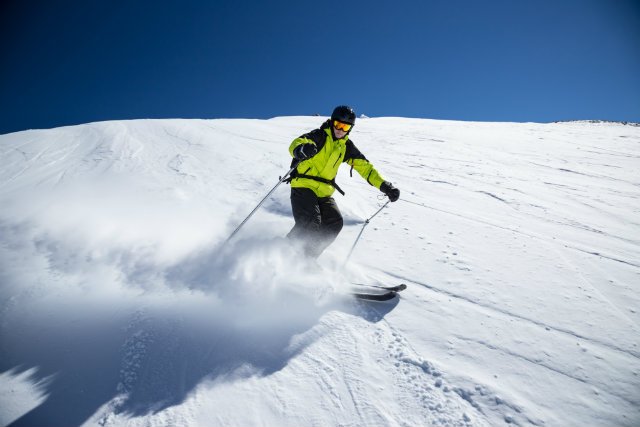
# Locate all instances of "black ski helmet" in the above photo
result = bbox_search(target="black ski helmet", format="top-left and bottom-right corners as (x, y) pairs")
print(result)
(331, 105), (356, 125)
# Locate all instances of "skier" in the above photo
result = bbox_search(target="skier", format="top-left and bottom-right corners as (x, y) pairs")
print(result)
(287, 105), (400, 259)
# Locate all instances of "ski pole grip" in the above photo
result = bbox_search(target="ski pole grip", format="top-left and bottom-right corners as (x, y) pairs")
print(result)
(282, 160), (300, 180)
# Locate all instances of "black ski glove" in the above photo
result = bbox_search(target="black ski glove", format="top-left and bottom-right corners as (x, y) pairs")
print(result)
(380, 181), (400, 202)
(293, 143), (318, 160)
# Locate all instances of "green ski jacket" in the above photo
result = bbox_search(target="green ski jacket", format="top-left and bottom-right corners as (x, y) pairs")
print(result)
(288, 120), (385, 198)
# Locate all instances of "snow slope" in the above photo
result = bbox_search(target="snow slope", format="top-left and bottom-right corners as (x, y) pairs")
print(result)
(0, 117), (639, 427)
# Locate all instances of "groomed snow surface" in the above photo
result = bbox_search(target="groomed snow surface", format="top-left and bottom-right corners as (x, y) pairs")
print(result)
(0, 117), (638, 427)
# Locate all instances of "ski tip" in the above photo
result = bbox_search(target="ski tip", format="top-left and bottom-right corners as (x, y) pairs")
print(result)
(352, 291), (398, 302)
(351, 283), (407, 292)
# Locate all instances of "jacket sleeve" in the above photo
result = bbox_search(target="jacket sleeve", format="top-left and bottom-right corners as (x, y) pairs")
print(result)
(289, 128), (326, 157)
(344, 140), (386, 189)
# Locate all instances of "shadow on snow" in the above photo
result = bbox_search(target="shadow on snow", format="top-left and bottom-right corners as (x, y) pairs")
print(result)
(0, 223), (398, 426)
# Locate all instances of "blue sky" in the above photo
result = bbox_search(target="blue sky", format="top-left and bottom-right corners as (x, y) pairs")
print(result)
(1, 0), (639, 134)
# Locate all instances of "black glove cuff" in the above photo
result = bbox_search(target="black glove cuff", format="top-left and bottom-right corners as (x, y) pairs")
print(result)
(380, 181), (394, 193)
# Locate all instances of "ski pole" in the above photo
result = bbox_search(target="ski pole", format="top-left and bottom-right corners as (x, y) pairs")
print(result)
(224, 163), (298, 245)
(343, 200), (390, 266)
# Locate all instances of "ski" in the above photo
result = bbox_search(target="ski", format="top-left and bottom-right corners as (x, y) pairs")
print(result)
(352, 283), (407, 293)
(351, 290), (398, 301)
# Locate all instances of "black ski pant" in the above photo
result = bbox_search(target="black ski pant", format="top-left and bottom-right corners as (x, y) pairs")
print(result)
(287, 187), (344, 259)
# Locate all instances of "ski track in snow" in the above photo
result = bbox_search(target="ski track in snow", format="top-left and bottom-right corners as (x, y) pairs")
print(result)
(381, 266), (639, 361)
(1, 118), (639, 427)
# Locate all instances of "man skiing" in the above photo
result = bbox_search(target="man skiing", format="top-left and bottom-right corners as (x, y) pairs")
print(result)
(287, 105), (400, 259)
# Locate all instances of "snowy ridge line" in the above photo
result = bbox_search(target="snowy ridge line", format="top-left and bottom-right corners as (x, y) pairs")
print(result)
(398, 197), (640, 269)
(552, 119), (640, 127)
(453, 334), (640, 408)
(379, 270), (640, 361)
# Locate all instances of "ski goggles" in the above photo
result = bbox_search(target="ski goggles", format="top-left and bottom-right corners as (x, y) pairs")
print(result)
(333, 120), (353, 132)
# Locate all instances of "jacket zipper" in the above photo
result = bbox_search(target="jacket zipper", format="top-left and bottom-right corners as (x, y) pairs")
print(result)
(332, 148), (344, 168)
